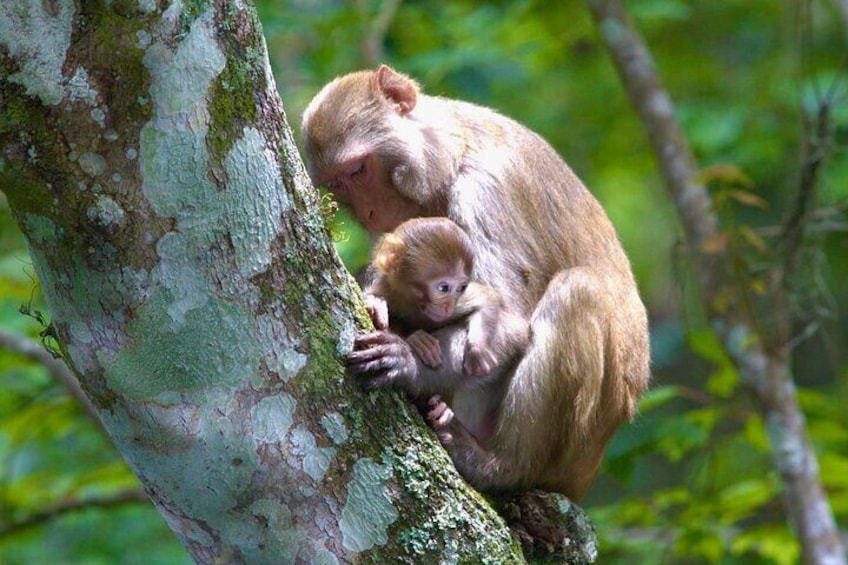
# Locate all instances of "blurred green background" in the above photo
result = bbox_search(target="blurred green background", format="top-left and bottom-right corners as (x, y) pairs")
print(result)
(1, 1), (846, 563)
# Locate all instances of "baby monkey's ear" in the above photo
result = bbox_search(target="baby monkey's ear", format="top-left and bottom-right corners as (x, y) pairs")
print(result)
(374, 233), (406, 275)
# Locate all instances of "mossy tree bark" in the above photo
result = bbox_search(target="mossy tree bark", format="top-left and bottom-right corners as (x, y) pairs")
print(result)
(0, 1), (549, 562)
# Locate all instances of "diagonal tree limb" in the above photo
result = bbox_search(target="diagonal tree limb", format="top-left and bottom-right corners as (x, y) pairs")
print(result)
(586, 1), (846, 563)
(0, 328), (101, 425)
(0, 489), (148, 538)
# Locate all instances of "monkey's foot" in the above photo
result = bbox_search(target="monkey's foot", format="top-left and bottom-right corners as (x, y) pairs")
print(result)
(462, 342), (497, 377)
(425, 396), (455, 443)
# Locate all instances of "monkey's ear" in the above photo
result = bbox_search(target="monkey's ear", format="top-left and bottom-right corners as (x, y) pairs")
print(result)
(375, 65), (418, 116)
(375, 233), (406, 274)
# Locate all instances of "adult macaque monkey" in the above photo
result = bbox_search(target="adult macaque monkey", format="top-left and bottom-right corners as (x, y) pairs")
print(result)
(301, 65), (650, 500)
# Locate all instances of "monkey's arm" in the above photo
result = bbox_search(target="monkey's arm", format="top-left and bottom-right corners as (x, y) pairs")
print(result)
(461, 284), (505, 377)
(460, 284), (531, 377)
(348, 325), (472, 395)
(348, 285), (528, 392)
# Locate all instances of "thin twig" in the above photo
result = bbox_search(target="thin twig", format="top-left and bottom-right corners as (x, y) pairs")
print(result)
(0, 328), (101, 424)
(780, 92), (831, 293)
(357, 0), (402, 67)
(0, 490), (149, 537)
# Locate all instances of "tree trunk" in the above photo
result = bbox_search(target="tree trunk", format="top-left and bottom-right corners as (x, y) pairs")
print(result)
(0, 2), (599, 562)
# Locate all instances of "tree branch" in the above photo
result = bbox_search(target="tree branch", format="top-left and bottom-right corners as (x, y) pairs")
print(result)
(0, 489), (148, 538)
(586, 2), (846, 563)
(0, 328), (100, 424)
(357, 0), (402, 67)
(832, 0), (848, 33)
(775, 97), (832, 346)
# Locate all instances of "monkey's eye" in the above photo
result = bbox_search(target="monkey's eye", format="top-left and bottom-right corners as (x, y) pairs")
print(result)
(350, 161), (365, 177)
(325, 180), (348, 197)
(458, 283), (468, 294)
(435, 282), (451, 294)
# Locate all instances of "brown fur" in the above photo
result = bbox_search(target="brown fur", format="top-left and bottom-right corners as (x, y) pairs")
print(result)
(368, 218), (529, 393)
(302, 66), (650, 501)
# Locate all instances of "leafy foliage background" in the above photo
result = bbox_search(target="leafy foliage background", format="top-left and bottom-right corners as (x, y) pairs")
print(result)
(0, 0), (845, 562)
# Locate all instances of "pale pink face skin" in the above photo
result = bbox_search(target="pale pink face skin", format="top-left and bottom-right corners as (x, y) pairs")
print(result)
(319, 153), (422, 233)
(413, 273), (470, 323)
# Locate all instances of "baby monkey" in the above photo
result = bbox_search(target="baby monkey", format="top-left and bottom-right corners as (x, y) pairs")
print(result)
(366, 218), (528, 380)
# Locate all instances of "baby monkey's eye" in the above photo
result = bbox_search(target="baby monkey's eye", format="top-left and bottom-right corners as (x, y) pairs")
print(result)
(458, 284), (468, 294)
(435, 282), (451, 294)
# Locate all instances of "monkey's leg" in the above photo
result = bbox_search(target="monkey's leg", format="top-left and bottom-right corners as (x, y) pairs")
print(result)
(426, 396), (508, 490)
(510, 266), (634, 498)
(440, 268), (624, 499)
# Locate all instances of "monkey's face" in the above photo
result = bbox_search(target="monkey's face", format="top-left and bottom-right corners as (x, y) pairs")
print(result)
(302, 73), (423, 233)
(313, 152), (423, 233)
(414, 274), (469, 323)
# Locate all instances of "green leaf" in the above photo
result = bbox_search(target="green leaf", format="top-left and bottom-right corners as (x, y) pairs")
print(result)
(820, 452), (848, 488)
(637, 385), (681, 412)
(697, 163), (755, 188)
(705, 366), (738, 397)
(718, 477), (778, 524)
(742, 414), (770, 452)
(687, 329), (731, 364)
(730, 524), (800, 565)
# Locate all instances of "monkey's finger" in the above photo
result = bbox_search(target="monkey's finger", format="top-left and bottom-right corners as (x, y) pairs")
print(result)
(462, 354), (483, 377)
(427, 405), (445, 422)
(427, 399), (453, 424)
(420, 335), (443, 367)
(428, 404), (454, 429)
(347, 345), (386, 363)
(349, 358), (399, 388)
(410, 345), (441, 368)
(350, 335), (401, 358)
(366, 307), (389, 330)
(366, 306), (389, 330)
(364, 295), (389, 330)
(354, 331), (400, 349)
(464, 352), (496, 377)
(435, 410), (454, 427)
(348, 342), (417, 391)
(407, 332), (442, 368)
(347, 350), (397, 374)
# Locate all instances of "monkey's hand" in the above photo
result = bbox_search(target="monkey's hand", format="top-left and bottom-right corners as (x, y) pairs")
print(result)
(364, 293), (389, 330)
(407, 330), (443, 369)
(348, 331), (418, 391)
(426, 395), (455, 444)
(462, 342), (497, 377)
